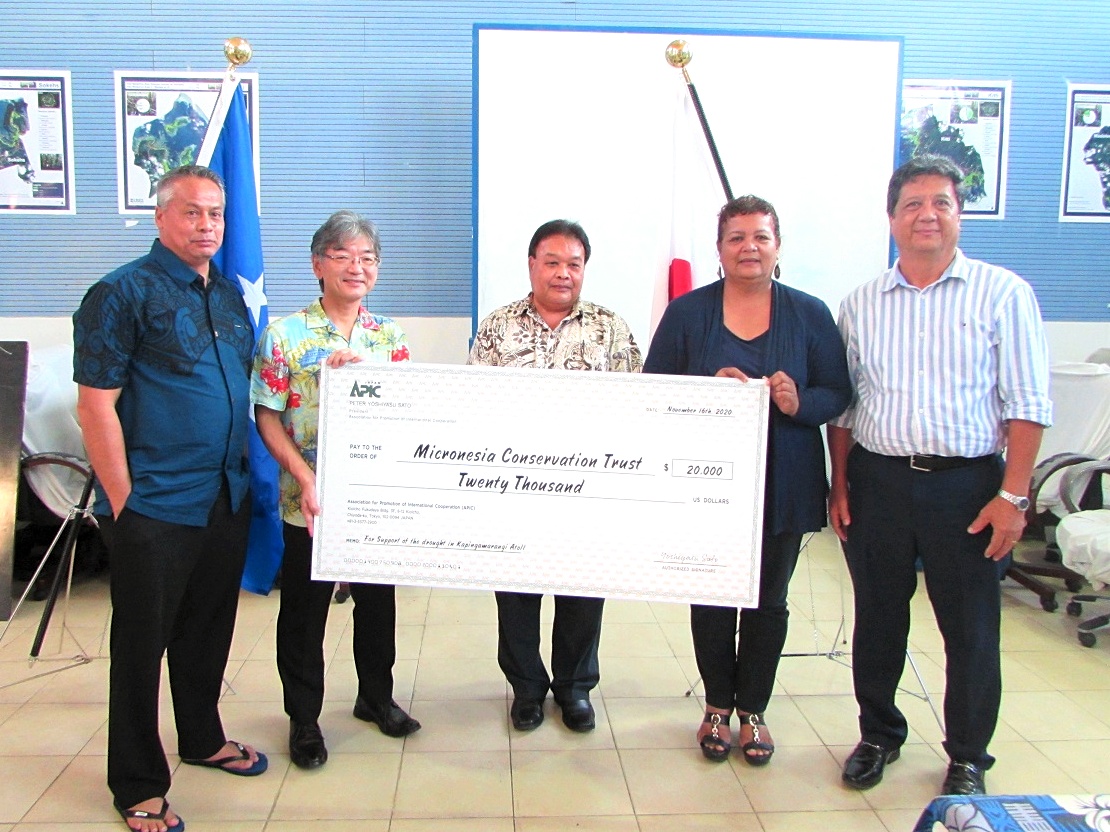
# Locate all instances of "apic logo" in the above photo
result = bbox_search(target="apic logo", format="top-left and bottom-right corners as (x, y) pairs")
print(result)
(349, 381), (382, 398)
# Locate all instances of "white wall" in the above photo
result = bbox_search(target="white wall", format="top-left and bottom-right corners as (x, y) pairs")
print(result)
(1040, 322), (1110, 365)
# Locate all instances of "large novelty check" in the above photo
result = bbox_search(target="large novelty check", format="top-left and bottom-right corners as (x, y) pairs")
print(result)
(313, 364), (769, 607)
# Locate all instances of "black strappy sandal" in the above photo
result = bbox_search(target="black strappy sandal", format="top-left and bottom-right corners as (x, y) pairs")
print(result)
(738, 711), (774, 766)
(698, 710), (732, 762)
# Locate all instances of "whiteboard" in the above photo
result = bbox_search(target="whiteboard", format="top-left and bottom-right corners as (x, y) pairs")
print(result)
(475, 26), (902, 344)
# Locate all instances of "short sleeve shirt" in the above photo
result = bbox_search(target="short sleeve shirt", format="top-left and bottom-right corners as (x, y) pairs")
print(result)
(72, 239), (254, 525)
(467, 295), (642, 372)
(251, 298), (410, 525)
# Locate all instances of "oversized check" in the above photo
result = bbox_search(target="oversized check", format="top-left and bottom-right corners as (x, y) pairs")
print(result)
(313, 363), (769, 607)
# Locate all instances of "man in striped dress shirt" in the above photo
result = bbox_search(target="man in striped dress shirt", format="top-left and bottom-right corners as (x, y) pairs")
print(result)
(828, 155), (1052, 797)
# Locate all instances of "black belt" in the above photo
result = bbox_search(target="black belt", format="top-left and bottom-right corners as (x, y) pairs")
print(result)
(881, 452), (996, 472)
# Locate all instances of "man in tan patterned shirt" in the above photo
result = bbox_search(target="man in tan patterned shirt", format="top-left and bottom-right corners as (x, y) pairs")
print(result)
(468, 219), (642, 733)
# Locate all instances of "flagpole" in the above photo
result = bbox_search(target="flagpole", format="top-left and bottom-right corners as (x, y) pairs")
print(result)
(666, 40), (733, 201)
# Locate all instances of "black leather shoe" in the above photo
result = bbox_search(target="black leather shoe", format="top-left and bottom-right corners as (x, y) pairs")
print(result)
(557, 698), (596, 732)
(353, 697), (421, 738)
(289, 720), (328, 769)
(842, 741), (900, 790)
(510, 697), (545, 731)
(942, 760), (986, 795)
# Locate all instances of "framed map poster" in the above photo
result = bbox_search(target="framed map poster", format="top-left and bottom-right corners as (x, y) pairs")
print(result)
(113, 71), (258, 214)
(0, 70), (75, 213)
(1060, 83), (1110, 222)
(901, 80), (1011, 219)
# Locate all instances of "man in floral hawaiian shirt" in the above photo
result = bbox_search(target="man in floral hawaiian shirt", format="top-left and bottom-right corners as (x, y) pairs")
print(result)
(251, 210), (419, 770)
(468, 219), (642, 734)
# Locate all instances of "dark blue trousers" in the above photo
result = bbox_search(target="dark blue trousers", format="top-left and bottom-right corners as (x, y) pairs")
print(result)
(843, 446), (1007, 768)
(691, 529), (804, 714)
(98, 484), (249, 809)
(495, 591), (604, 702)
(278, 523), (397, 723)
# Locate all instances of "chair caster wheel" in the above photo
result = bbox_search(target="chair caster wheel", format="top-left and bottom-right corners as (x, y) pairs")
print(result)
(1040, 596), (1058, 613)
(1078, 631), (1097, 648)
(1067, 601), (1082, 617)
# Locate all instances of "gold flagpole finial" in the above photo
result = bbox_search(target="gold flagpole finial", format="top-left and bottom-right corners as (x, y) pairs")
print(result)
(665, 39), (693, 84)
(224, 37), (253, 73)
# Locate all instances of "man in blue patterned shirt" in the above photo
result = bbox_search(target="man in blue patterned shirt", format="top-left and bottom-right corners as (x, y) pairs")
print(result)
(73, 165), (266, 832)
(828, 156), (1052, 797)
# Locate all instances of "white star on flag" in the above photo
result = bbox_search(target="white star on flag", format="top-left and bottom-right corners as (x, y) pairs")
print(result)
(238, 272), (268, 328)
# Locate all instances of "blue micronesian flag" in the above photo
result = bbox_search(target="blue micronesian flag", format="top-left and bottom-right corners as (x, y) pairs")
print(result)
(203, 81), (284, 594)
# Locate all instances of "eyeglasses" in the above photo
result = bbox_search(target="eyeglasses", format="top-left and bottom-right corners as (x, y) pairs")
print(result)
(321, 253), (380, 268)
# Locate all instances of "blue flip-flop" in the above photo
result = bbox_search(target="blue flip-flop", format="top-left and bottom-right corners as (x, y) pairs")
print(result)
(181, 740), (268, 776)
(114, 797), (185, 831)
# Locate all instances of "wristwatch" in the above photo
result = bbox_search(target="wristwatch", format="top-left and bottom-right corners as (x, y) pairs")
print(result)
(997, 489), (1031, 512)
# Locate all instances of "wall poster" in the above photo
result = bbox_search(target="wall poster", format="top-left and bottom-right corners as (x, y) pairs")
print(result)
(113, 71), (258, 214)
(0, 70), (75, 213)
(1060, 83), (1110, 222)
(901, 80), (1011, 218)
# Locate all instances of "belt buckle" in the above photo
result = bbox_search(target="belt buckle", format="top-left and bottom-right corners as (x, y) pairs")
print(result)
(909, 454), (931, 472)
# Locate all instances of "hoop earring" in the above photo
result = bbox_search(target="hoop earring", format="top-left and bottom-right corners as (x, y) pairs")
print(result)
(773, 263), (781, 280)
(717, 264), (724, 281)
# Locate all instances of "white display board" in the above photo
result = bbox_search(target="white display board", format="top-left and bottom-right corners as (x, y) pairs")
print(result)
(475, 26), (902, 343)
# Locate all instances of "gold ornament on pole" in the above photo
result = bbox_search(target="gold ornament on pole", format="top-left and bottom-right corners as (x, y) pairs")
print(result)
(663, 37), (733, 200)
(224, 37), (253, 72)
(664, 39), (692, 84)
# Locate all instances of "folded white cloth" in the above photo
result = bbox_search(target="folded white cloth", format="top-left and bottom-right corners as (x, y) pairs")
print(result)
(22, 342), (88, 519)
(1036, 363), (1110, 516)
(1059, 509), (1110, 589)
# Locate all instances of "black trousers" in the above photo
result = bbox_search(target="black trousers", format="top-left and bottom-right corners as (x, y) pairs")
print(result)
(495, 591), (604, 701)
(277, 523), (397, 723)
(98, 485), (249, 809)
(691, 529), (804, 714)
(843, 446), (1007, 768)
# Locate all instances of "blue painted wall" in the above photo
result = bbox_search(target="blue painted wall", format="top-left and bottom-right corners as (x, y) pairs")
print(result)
(1, 0), (1107, 321)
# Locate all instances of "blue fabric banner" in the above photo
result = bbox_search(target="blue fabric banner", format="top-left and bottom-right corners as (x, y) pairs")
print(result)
(205, 82), (284, 594)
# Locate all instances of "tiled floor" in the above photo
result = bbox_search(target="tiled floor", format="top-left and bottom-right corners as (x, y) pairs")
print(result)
(1, 529), (1108, 831)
